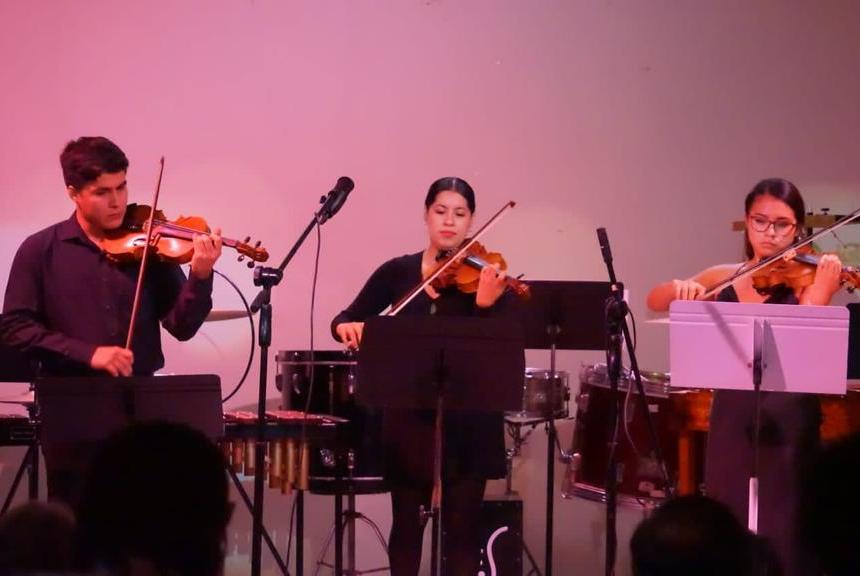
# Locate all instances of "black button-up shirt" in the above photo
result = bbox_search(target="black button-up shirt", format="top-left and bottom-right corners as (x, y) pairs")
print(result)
(0, 214), (213, 376)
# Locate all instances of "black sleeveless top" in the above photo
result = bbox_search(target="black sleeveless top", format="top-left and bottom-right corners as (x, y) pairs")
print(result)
(708, 273), (818, 576)
(716, 282), (799, 305)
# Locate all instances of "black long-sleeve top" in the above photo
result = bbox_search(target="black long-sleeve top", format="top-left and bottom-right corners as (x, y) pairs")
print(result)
(331, 251), (496, 334)
(0, 213), (213, 376)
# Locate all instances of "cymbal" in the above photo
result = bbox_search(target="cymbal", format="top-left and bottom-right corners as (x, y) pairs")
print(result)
(0, 390), (35, 406)
(205, 309), (248, 322)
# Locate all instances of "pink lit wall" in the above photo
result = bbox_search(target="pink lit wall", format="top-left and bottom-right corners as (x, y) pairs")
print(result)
(2, 1), (859, 574)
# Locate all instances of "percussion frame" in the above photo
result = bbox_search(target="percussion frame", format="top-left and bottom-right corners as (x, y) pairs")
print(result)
(226, 463), (294, 576)
(0, 420), (39, 514)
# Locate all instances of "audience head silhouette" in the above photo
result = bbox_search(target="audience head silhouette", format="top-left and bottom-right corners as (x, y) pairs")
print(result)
(75, 420), (232, 576)
(631, 495), (756, 576)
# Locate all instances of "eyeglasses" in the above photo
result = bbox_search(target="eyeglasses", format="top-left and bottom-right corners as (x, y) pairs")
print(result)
(748, 215), (797, 235)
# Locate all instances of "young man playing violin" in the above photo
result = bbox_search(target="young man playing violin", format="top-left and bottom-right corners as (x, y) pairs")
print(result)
(0, 136), (222, 377)
(647, 178), (842, 576)
(0, 137), (223, 504)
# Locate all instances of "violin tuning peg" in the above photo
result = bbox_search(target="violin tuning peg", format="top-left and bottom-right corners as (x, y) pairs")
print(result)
(254, 240), (261, 248)
(243, 236), (251, 244)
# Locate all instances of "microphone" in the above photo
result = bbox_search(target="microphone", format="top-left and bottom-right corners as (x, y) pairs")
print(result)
(317, 176), (354, 224)
(596, 227), (612, 265)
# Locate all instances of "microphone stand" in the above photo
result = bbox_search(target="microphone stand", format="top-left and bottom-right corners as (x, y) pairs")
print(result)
(247, 181), (353, 576)
(595, 228), (672, 576)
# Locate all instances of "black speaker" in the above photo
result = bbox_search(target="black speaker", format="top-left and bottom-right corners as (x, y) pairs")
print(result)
(477, 495), (523, 576)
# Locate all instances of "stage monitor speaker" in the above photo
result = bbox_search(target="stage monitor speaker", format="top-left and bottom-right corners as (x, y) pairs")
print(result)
(476, 495), (523, 576)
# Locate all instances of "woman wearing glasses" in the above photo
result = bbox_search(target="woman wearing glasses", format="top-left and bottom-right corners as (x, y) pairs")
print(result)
(647, 178), (842, 576)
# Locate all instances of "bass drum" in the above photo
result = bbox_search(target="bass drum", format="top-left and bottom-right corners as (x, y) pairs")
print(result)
(275, 350), (386, 494)
(562, 363), (711, 507)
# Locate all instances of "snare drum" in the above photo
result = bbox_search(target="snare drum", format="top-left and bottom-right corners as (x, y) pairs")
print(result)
(275, 350), (385, 494)
(563, 363), (710, 507)
(506, 368), (570, 421)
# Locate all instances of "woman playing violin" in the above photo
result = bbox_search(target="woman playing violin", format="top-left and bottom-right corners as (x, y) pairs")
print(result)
(331, 177), (511, 576)
(647, 178), (842, 575)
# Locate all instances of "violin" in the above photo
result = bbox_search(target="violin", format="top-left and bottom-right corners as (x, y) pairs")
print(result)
(103, 203), (269, 266)
(750, 245), (859, 294)
(431, 240), (531, 299)
(388, 201), (529, 315)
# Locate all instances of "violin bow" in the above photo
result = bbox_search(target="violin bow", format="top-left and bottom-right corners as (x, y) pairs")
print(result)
(701, 205), (860, 299)
(125, 156), (166, 349)
(387, 200), (517, 316)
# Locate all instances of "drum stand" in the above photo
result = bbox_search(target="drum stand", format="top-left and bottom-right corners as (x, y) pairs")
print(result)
(0, 403), (40, 514)
(313, 451), (389, 576)
(503, 423), (544, 576)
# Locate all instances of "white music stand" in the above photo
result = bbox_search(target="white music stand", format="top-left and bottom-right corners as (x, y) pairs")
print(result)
(668, 300), (849, 532)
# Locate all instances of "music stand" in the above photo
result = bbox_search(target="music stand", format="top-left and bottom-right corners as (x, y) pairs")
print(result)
(669, 300), (849, 531)
(357, 315), (524, 576)
(518, 280), (610, 576)
(35, 375), (223, 506)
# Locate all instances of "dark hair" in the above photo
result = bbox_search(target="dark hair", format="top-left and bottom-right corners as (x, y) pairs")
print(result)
(424, 176), (476, 213)
(75, 421), (231, 576)
(631, 495), (756, 576)
(60, 136), (129, 189)
(743, 178), (805, 259)
(0, 501), (76, 573)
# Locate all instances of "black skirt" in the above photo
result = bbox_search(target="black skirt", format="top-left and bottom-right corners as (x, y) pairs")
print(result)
(705, 390), (820, 575)
(382, 408), (506, 485)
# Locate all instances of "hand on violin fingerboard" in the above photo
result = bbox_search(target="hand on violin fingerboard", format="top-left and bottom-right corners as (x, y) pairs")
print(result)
(90, 346), (134, 377)
(190, 228), (223, 279)
(475, 265), (508, 308)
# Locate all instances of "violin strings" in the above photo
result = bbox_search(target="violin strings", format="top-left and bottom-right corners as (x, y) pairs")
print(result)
(151, 218), (238, 247)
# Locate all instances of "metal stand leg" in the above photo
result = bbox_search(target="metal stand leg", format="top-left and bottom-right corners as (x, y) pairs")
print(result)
(313, 496), (389, 575)
(27, 442), (39, 500)
(1, 444), (36, 515)
(503, 420), (544, 576)
(226, 464), (290, 576)
(545, 421), (555, 576)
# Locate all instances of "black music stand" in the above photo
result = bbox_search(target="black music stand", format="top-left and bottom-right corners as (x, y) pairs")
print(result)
(35, 375), (223, 506)
(357, 315), (524, 576)
(518, 280), (610, 576)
